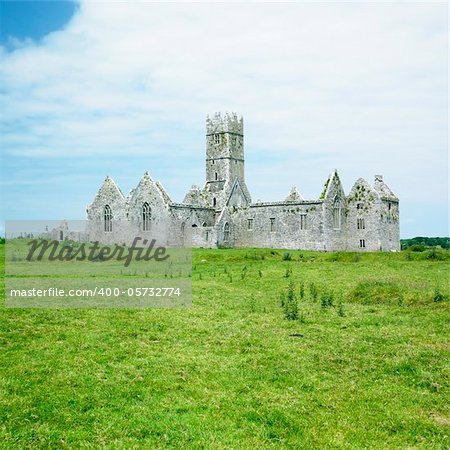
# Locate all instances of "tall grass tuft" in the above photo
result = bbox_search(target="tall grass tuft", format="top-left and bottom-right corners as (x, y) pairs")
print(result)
(281, 280), (299, 320)
(433, 286), (446, 302)
(321, 289), (334, 309)
(282, 252), (292, 261)
(309, 282), (318, 302)
(299, 282), (305, 299)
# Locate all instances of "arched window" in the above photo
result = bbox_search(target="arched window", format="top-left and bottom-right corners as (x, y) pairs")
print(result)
(104, 205), (112, 232)
(332, 197), (341, 230)
(142, 202), (151, 231)
(202, 222), (207, 227)
(223, 222), (230, 241)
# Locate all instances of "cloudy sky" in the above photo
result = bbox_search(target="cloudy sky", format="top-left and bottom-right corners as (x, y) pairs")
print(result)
(0, 1), (447, 238)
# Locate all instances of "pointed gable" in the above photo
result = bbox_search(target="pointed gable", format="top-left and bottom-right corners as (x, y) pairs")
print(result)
(320, 170), (345, 202)
(97, 176), (125, 201)
(373, 175), (398, 201)
(348, 177), (375, 198)
(347, 177), (378, 207)
(129, 171), (171, 208)
(86, 176), (128, 220)
(183, 184), (208, 207)
(285, 187), (304, 202)
(226, 178), (251, 208)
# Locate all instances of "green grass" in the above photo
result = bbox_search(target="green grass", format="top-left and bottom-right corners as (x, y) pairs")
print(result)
(0, 245), (449, 448)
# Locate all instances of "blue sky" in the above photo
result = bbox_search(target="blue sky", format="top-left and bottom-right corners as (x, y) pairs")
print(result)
(0, 1), (448, 238)
(0, 1), (77, 49)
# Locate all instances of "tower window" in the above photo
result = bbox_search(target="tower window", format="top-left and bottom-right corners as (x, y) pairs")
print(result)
(213, 197), (217, 207)
(142, 202), (151, 231)
(357, 218), (365, 230)
(247, 218), (253, 230)
(270, 218), (276, 232)
(300, 214), (307, 230)
(215, 172), (218, 180)
(214, 133), (220, 144)
(360, 239), (366, 248)
(104, 205), (112, 232)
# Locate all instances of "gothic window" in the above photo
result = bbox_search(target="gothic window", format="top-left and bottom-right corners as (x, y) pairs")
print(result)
(214, 133), (220, 144)
(247, 218), (253, 230)
(142, 202), (151, 231)
(300, 214), (307, 230)
(270, 218), (276, 232)
(360, 239), (366, 248)
(387, 202), (393, 223)
(104, 205), (112, 232)
(333, 197), (341, 230)
(223, 222), (230, 241)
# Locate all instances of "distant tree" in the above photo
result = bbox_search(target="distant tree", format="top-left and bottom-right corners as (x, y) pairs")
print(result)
(401, 237), (450, 250)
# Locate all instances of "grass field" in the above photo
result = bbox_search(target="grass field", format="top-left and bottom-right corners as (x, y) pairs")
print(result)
(0, 243), (449, 449)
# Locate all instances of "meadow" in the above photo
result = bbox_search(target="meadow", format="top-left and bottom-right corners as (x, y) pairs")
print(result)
(0, 243), (449, 449)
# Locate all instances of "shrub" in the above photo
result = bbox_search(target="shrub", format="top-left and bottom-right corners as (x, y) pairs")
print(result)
(282, 280), (299, 320)
(321, 289), (334, 309)
(282, 252), (292, 261)
(409, 244), (426, 252)
(433, 287), (447, 302)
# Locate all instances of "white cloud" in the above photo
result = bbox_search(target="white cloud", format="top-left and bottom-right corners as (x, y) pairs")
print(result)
(0, 1), (447, 217)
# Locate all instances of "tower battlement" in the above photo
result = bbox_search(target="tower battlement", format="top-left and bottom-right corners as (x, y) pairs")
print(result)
(206, 112), (243, 136)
